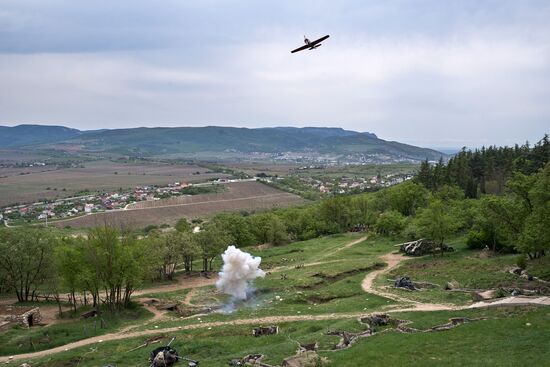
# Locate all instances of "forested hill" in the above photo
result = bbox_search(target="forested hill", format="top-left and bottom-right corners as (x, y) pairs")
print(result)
(0, 124), (82, 147)
(415, 135), (550, 197)
(0, 125), (444, 161)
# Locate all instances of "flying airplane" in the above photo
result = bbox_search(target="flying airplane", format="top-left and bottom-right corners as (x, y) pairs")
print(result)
(291, 35), (330, 53)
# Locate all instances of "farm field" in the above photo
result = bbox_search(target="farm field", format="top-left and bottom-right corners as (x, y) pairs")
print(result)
(224, 162), (419, 179)
(1, 234), (548, 366)
(0, 160), (227, 207)
(51, 181), (304, 229)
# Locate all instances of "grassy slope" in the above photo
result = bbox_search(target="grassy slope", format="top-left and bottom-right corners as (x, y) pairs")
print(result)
(4, 233), (549, 365)
(379, 238), (550, 304)
(25, 307), (550, 367)
(0, 304), (153, 356)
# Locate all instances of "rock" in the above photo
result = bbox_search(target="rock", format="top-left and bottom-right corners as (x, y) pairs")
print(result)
(472, 290), (496, 301)
(394, 277), (415, 290)
(361, 314), (390, 327)
(445, 280), (460, 290)
(511, 267), (523, 275)
(253, 326), (279, 337)
(511, 289), (522, 296)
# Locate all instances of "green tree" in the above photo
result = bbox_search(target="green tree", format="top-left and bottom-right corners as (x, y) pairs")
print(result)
(0, 228), (57, 302)
(150, 232), (182, 280)
(179, 232), (200, 273)
(318, 197), (353, 233)
(210, 213), (255, 247)
(55, 237), (85, 311)
(175, 218), (192, 233)
(516, 163), (550, 258)
(385, 181), (429, 216)
(196, 222), (233, 272)
(416, 199), (456, 247)
(79, 227), (150, 310)
(249, 213), (289, 245)
(375, 210), (405, 236)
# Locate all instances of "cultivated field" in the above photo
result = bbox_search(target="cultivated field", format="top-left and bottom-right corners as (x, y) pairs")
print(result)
(52, 181), (304, 229)
(225, 162), (419, 179)
(0, 160), (228, 207)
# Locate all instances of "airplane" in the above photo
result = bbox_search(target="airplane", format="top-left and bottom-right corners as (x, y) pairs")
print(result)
(291, 35), (330, 53)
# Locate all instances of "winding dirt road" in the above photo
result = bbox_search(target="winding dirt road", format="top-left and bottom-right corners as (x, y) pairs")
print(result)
(1, 238), (549, 364)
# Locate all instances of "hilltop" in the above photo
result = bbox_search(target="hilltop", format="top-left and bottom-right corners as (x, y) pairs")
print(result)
(0, 125), (445, 163)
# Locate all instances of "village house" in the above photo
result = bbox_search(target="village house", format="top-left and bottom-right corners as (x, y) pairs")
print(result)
(84, 203), (94, 213)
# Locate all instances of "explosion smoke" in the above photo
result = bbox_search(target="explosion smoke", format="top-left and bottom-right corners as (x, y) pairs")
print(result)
(216, 245), (266, 300)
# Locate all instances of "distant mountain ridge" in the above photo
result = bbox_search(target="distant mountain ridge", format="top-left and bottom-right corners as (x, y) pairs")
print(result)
(0, 124), (444, 161)
(0, 124), (83, 147)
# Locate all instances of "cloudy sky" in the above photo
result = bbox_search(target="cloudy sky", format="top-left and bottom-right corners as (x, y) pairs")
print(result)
(0, 0), (549, 148)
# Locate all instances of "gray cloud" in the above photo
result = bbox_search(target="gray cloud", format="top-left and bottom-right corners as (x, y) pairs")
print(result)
(0, 0), (549, 147)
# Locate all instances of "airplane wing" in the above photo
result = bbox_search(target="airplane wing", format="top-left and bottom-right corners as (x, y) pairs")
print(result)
(291, 44), (310, 53)
(309, 35), (330, 46)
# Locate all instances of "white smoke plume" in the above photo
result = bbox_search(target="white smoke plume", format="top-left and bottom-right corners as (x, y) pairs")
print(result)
(216, 245), (265, 300)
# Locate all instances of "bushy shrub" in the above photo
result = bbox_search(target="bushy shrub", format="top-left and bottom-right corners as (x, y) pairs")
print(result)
(516, 255), (527, 270)
(375, 210), (405, 236)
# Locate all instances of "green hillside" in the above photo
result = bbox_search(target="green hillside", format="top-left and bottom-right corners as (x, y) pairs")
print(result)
(0, 125), (445, 161)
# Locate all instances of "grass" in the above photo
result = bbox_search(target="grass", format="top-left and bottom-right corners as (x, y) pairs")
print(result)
(379, 237), (549, 305)
(0, 303), (153, 356)
(2, 232), (549, 366)
(25, 306), (550, 366)
(326, 307), (550, 367)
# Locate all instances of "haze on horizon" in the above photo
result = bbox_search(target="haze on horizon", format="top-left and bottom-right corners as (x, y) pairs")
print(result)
(0, 0), (549, 149)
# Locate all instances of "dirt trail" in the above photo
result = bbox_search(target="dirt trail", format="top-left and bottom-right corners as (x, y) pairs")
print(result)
(3, 239), (550, 363)
(361, 252), (403, 293)
(360, 252), (550, 312)
(135, 298), (167, 322)
(271, 259), (344, 273)
(361, 252), (420, 304)
(271, 236), (368, 273)
(133, 275), (217, 296)
(183, 288), (197, 306)
(361, 252), (467, 311)
(4, 294), (549, 364)
(323, 236), (368, 259)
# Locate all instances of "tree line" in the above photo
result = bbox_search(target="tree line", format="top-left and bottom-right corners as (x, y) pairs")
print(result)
(416, 135), (549, 197)
(0, 136), (547, 310)
(0, 221), (234, 311)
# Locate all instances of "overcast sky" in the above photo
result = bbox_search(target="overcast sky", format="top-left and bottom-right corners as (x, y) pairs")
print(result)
(0, 0), (549, 148)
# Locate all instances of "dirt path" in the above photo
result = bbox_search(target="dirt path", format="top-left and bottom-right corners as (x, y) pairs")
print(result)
(271, 236), (368, 273)
(360, 252), (550, 312)
(133, 275), (217, 297)
(3, 240), (549, 363)
(135, 298), (167, 322)
(360, 252), (419, 304)
(183, 288), (197, 306)
(4, 294), (549, 364)
(322, 235), (368, 259)
(360, 252), (467, 311)
(271, 259), (344, 273)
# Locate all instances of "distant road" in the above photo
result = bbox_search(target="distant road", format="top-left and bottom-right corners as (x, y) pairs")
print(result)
(50, 181), (303, 229)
